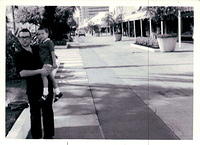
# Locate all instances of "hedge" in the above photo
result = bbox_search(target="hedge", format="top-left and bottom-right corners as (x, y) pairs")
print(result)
(135, 37), (159, 48)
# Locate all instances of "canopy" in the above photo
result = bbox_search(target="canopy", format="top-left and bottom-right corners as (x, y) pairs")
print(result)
(123, 11), (150, 21)
(88, 12), (109, 27)
(78, 22), (88, 29)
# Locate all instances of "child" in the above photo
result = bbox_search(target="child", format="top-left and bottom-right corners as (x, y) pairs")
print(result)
(37, 27), (63, 103)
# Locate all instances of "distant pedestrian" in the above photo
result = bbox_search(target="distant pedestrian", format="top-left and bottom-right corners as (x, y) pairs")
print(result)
(37, 27), (63, 103)
(15, 28), (55, 139)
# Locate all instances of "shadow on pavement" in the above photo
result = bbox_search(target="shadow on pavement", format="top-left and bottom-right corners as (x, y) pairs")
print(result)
(81, 63), (192, 70)
(26, 81), (192, 139)
(68, 44), (110, 49)
(53, 82), (192, 139)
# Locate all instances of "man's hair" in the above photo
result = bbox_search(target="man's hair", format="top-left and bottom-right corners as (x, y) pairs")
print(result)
(18, 28), (31, 37)
(38, 27), (49, 34)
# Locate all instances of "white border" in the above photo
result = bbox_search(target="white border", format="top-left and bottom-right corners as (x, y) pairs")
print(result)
(1, 0), (200, 145)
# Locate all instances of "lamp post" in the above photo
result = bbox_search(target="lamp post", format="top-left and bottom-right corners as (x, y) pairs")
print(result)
(11, 6), (16, 34)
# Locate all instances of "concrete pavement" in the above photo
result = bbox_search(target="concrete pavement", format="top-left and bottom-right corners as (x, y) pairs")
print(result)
(78, 35), (193, 139)
(53, 49), (103, 139)
(50, 35), (193, 139)
(25, 35), (193, 139)
(53, 48), (179, 139)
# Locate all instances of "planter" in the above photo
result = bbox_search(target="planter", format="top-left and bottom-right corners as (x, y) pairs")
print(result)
(157, 36), (177, 52)
(114, 33), (122, 41)
(95, 33), (100, 37)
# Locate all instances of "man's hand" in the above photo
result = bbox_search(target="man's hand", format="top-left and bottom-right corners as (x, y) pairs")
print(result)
(41, 64), (53, 76)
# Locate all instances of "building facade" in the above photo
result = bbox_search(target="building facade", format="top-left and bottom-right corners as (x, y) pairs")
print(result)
(79, 6), (109, 26)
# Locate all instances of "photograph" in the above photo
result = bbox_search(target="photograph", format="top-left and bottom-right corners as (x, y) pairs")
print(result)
(1, 0), (200, 145)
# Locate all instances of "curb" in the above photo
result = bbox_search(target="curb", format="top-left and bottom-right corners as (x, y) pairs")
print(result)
(130, 43), (160, 52)
(54, 44), (68, 49)
(6, 107), (30, 139)
(6, 61), (60, 139)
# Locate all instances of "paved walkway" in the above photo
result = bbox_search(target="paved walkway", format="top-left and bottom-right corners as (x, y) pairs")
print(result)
(53, 49), (103, 138)
(52, 46), (180, 139)
(26, 35), (193, 139)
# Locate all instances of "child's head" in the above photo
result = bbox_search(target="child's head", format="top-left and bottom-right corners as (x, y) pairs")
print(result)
(37, 27), (49, 42)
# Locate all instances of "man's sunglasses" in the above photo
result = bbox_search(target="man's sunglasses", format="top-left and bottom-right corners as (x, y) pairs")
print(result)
(18, 36), (31, 39)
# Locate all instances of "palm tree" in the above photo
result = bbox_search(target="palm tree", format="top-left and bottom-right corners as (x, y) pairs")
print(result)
(101, 12), (115, 35)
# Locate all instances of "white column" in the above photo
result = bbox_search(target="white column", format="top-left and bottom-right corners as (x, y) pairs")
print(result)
(140, 19), (143, 37)
(134, 20), (136, 39)
(178, 9), (181, 48)
(128, 21), (130, 37)
(113, 25), (115, 35)
(161, 20), (164, 35)
(149, 18), (152, 37)
(121, 22), (124, 36)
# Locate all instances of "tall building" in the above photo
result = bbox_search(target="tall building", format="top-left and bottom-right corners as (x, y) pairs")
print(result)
(79, 6), (109, 25)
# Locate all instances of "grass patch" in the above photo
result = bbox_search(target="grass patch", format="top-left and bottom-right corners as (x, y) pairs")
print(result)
(6, 101), (28, 136)
(6, 79), (28, 136)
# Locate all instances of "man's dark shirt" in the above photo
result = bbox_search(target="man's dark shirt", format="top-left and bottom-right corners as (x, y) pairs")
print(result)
(15, 45), (44, 96)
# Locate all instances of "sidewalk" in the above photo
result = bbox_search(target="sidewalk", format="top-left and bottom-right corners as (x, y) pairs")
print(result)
(53, 48), (179, 139)
(9, 35), (193, 139)
(51, 39), (193, 139)
(53, 49), (103, 138)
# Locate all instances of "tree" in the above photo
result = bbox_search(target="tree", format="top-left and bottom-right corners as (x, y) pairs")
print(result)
(102, 13), (115, 35)
(41, 6), (76, 40)
(40, 6), (57, 39)
(15, 6), (77, 40)
(15, 6), (44, 25)
(145, 6), (179, 34)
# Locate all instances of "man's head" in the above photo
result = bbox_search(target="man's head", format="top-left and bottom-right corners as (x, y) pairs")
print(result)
(18, 28), (32, 48)
(37, 27), (49, 42)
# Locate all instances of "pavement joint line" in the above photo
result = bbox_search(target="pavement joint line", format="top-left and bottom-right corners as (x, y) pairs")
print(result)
(81, 57), (106, 139)
(126, 84), (180, 139)
(87, 84), (105, 139)
(63, 64), (83, 67)
(58, 79), (88, 83)
(57, 48), (105, 138)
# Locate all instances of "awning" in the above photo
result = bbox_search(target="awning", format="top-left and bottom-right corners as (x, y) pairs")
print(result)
(78, 22), (88, 29)
(123, 11), (150, 21)
(88, 12), (109, 26)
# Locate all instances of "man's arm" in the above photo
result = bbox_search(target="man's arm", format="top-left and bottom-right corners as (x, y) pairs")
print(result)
(20, 66), (52, 77)
(19, 69), (43, 77)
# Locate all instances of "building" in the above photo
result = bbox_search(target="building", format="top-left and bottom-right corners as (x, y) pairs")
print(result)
(79, 6), (109, 26)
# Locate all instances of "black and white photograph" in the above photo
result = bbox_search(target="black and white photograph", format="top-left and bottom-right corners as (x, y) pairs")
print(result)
(1, 0), (200, 145)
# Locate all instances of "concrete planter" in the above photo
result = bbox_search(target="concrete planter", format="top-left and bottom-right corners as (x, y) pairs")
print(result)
(114, 33), (122, 41)
(95, 33), (100, 37)
(157, 37), (177, 52)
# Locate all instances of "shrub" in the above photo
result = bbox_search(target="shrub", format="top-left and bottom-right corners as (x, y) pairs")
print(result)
(135, 37), (159, 48)
(6, 31), (22, 80)
(53, 40), (67, 45)
(157, 33), (177, 38)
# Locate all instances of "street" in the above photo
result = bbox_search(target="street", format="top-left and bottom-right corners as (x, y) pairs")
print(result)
(53, 34), (193, 139)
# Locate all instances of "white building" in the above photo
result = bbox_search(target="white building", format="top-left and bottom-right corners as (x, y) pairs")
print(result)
(79, 6), (109, 27)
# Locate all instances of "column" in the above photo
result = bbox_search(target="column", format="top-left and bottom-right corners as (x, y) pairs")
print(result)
(134, 20), (136, 39)
(161, 20), (164, 35)
(121, 21), (124, 36)
(140, 19), (143, 37)
(149, 18), (152, 37)
(178, 9), (181, 48)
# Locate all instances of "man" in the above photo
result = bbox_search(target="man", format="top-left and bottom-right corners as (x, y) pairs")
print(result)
(15, 28), (55, 139)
